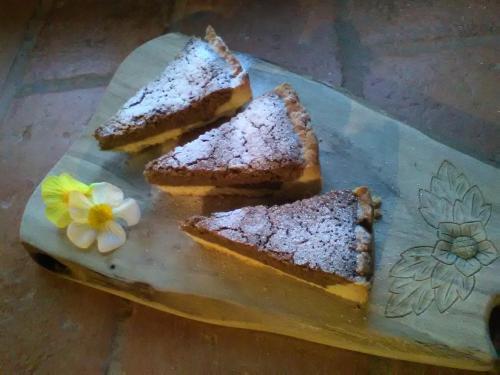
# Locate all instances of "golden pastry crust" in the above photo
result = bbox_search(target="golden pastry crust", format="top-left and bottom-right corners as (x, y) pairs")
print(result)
(353, 186), (374, 226)
(352, 186), (378, 284)
(274, 83), (321, 185)
(94, 26), (251, 151)
(182, 189), (377, 301)
(205, 25), (243, 77)
(144, 84), (322, 199)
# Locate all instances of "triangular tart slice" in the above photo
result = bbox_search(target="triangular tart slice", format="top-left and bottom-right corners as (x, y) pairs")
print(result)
(94, 26), (251, 152)
(144, 83), (321, 198)
(181, 188), (375, 303)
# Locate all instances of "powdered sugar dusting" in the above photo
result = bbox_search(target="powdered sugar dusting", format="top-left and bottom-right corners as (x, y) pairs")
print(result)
(194, 190), (364, 280)
(98, 39), (245, 136)
(149, 93), (304, 183)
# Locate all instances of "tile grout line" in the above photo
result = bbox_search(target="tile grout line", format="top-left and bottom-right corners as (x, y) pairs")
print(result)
(334, 0), (371, 98)
(2, 0), (179, 104)
(104, 302), (134, 375)
(160, 0), (178, 34)
(168, 0), (188, 32)
(373, 33), (500, 56)
(0, 0), (54, 123)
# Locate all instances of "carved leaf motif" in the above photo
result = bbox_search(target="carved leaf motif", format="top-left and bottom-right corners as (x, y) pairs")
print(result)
(476, 241), (499, 266)
(419, 190), (452, 228)
(454, 174), (472, 200)
(432, 161), (470, 202)
(431, 177), (451, 201)
(390, 246), (436, 280)
(452, 200), (465, 223)
(385, 279), (434, 318)
(461, 186), (491, 226)
(386, 160), (495, 318)
(401, 247), (434, 258)
(389, 277), (413, 294)
(431, 262), (475, 312)
(414, 286), (435, 315)
(457, 274), (475, 300)
(478, 205), (492, 227)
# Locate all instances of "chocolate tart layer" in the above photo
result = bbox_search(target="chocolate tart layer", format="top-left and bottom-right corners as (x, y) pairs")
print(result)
(182, 188), (375, 303)
(94, 26), (252, 152)
(144, 83), (321, 198)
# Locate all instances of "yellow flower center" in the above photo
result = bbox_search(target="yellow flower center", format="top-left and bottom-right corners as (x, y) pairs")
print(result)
(88, 204), (113, 229)
(451, 236), (478, 260)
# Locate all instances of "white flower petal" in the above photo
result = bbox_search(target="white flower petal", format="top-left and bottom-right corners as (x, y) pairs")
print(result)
(67, 222), (96, 249)
(97, 221), (126, 253)
(91, 182), (124, 206)
(113, 198), (140, 226)
(68, 191), (92, 223)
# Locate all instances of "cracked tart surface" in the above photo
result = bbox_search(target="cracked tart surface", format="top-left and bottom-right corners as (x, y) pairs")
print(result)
(144, 83), (321, 198)
(95, 26), (251, 152)
(181, 188), (375, 303)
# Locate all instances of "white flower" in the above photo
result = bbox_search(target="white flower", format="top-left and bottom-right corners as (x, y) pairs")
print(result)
(66, 182), (140, 253)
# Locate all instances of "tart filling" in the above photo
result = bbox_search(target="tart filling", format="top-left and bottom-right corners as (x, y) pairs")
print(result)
(182, 188), (376, 304)
(113, 86), (250, 153)
(157, 164), (321, 197)
(145, 83), (321, 199)
(94, 26), (251, 152)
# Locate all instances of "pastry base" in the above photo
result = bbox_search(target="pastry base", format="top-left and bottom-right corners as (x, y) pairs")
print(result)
(156, 164), (322, 197)
(158, 185), (277, 197)
(112, 84), (251, 153)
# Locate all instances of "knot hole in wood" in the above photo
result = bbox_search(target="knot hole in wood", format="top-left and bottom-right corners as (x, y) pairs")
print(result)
(31, 251), (71, 276)
(488, 299), (500, 372)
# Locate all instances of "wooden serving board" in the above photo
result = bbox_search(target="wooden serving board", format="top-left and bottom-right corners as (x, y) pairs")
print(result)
(20, 33), (500, 371)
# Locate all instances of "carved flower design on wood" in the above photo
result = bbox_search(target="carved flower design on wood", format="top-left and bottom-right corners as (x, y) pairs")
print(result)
(385, 161), (498, 318)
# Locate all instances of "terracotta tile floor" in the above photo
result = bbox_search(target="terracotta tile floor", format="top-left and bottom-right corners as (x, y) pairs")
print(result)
(1, 0), (498, 373)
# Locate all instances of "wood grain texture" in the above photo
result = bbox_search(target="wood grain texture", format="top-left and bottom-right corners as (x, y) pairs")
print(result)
(20, 33), (500, 371)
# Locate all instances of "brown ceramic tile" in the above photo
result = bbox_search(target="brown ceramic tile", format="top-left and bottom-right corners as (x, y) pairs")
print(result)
(0, 87), (131, 374)
(345, 0), (500, 46)
(116, 304), (474, 374)
(23, 0), (170, 83)
(0, 262), (127, 374)
(363, 45), (500, 164)
(118, 304), (362, 374)
(0, 87), (104, 201)
(173, 0), (342, 86)
(334, 0), (500, 165)
(0, 0), (38, 88)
